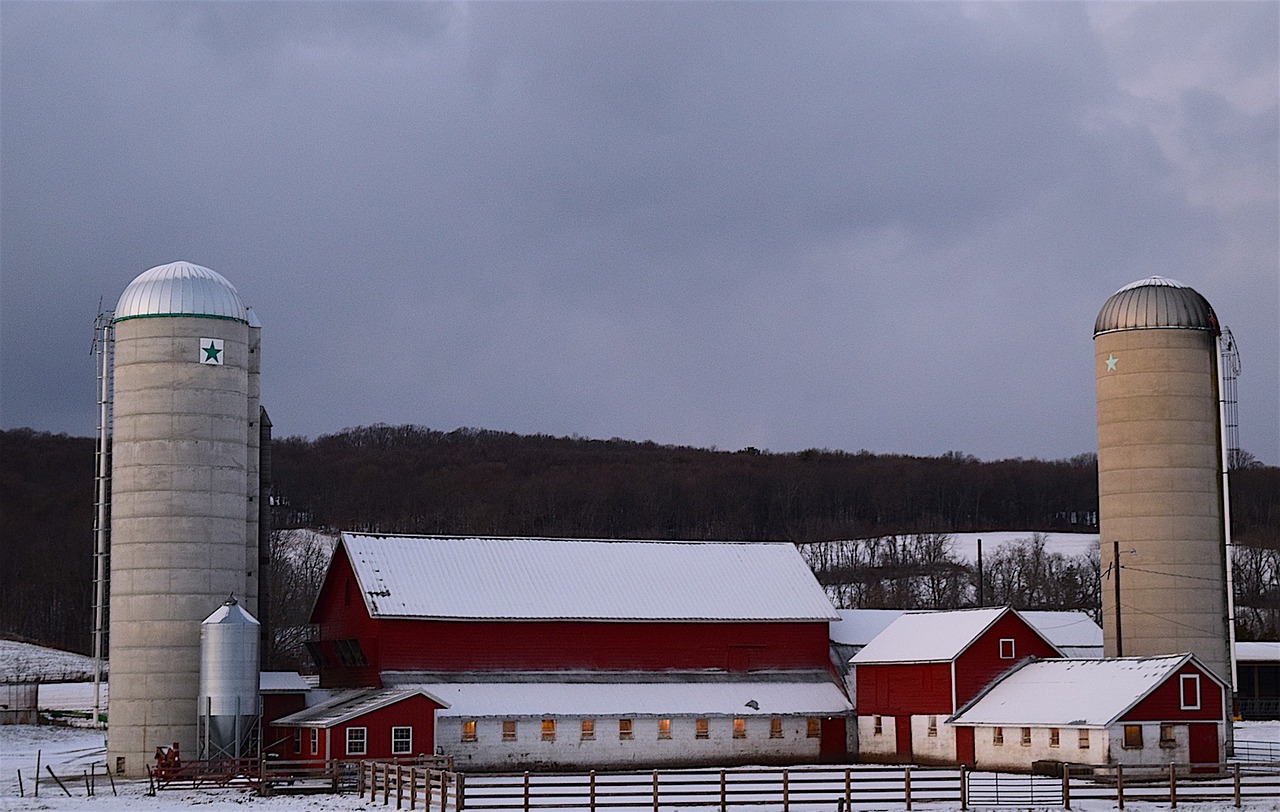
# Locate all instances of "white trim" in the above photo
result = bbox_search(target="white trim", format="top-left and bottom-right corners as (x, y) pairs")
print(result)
(1180, 674), (1202, 710)
(391, 726), (413, 755)
(346, 726), (367, 756)
(999, 638), (1016, 659)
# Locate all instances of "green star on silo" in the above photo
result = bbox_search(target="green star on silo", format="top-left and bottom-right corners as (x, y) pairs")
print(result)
(1105, 354), (1118, 372)
(203, 341), (222, 363)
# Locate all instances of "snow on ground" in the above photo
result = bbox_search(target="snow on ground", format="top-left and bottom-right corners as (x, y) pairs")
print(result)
(0, 641), (101, 683)
(946, 531), (1099, 563)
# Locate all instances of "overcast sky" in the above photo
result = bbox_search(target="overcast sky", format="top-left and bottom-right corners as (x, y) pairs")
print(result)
(2, 2), (1276, 463)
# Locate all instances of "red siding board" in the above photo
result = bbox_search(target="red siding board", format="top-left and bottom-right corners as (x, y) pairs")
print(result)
(855, 663), (952, 715)
(953, 613), (1060, 707)
(1121, 663), (1225, 723)
(286, 695), (442, 764)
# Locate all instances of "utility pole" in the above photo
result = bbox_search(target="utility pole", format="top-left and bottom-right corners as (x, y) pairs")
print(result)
(1113, 540), (1123, 657)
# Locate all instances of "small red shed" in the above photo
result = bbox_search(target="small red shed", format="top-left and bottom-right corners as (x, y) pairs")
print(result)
(270, 687), (447, 763)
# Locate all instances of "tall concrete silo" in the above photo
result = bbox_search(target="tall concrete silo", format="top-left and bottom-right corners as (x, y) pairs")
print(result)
(106, 261), (262, 776)
(1093, 275), (1232, 686)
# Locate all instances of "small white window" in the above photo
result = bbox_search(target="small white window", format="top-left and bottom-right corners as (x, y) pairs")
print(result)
(581, 719), (595, 741)
(1078, 729), (1090, 749)
(658, 718), (672, 739)
(502, 720), (517, 741)
(293, 727), (301, 753)
(1180, 674), (1201, 710)
(541, 719), (556, 741)
(462, 720), (477, 742)
(806, 717), (821, 739)
(346, 726), (367, 756)
(392, 726), (412, 755)
(733, 718), (746, 739)
(999, 638), (1016, 659)
(309, 727), (319, 755)
(769, 718), (783, 739)
(1020, 727), (1032, 747)
(993, 726), (1004, 746)
(696, 718), (710, 740)
(1049, 728), (1060, 748)
(927, 716), (938, 737)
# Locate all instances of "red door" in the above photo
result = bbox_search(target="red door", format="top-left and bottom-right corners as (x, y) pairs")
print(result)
(1188, 723), (1219, 769)
(820, 716), (847, 763)
(895, 716), (912, 762)
(956, 726), (975, 766)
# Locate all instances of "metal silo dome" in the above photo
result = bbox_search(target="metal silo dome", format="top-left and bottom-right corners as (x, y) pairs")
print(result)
(113, 261), (248, 323)
(1093, 275), (1218, 336)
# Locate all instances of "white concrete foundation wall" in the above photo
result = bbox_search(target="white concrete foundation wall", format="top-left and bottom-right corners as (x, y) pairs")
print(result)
(855, 715), (897, 760)
(1104, 722), (1220, 766)
(970, 726), (1107, 771)
(911, 716), (956, 764)
(107, 315), (254, 777)
(440, 715), (827, 770)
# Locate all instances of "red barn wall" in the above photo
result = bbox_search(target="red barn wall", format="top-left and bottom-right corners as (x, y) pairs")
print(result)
(953, 613), (1060, 706)
(311, 548), (385, 687)
(1122, 663), (1225, 723)
(262, 693), (308, 757)
(854, 663), (952, 715)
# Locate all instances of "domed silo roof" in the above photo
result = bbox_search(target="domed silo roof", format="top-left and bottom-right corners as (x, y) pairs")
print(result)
(114, 261), (248, 324)
(1093, 275), (1218, 336)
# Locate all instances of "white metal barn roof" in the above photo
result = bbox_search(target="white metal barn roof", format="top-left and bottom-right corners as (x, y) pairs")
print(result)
(1236, 642), (1280, 663)
(339, 534), (838, 622)
(949, 654), (1218, 727)
(114, 261), (249, 323)
(832, 609), (1099, 656)
(850, 607), (1020, 664)
(414, 680), (853, 718)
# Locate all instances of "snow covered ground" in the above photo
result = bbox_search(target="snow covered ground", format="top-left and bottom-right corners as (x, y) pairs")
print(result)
(946, 531), (1099, 562)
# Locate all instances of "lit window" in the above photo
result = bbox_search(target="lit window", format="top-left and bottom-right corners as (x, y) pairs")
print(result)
(807, 717), (821, 739)
(1078, 729), (1090, 749)
(310, 728), (319, 755)
(1020, 727), (1032, 747)
(581, 719), (595, 741)
(993, 727), (1004, 746)
(695, 718), (709, 740)
(927, 716), (938, 738)
(392, 726), (412, 755)
(346, 727), (367, 756)
(502, 720), (517, 741)
(619, 719), (633, 740)
(541, 719), (556, 741)
(1049, 728), (1060, 748)
(873, 716), (883, 736)
(999, 638), (1016, 659)
(1180, 675), (1201, 710)
(733, 718), (747, 739)
(462, 720), (477, 743)
(1123, 725), (1143, 749)
(657, 718), (672, 739)
(769, 718), (783, 739)
(1160, 725), (1177, 747)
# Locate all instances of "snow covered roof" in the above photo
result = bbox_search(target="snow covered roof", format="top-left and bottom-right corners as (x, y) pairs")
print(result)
(338, 534), (839, 622)
(833, 609), (1098, 654)
(949, 655), (1215, 727)
(850, 607), (1019, 664)
(407, 680), (852, 718)
(272, 687), (448, 728)
(1018, 611), (1102, 649)
(829, 610), (905, 647)
(1236, 642), (1280, 663)
(260, 671), (310, 693)
(0, 640), (101, 683)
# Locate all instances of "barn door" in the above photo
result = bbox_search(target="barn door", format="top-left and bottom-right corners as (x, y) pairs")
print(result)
(820, 716), (847, 763)
(956, 726), (976, 766)
(1188, 723), (1219, 769)
(895, 716), (912, 761)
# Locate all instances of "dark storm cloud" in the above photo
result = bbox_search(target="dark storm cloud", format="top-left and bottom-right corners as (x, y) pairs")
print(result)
(2, 2), (1276, 463)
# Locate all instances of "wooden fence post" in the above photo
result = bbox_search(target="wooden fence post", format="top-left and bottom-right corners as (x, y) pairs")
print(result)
(904, 765), (912, 811)
(1168, 763), (1177, 809)
(397, 765), (405, 810)
(524, 771), (531, 812)
(959, 764), (966, 811)
(782, 768), (789, 812)
(457, 772), (466, 812)
(719, 769), (727, 812)
(1062, 762), (1070, 810)
(385, 763), (392, 805)
(1116, 764), (1124, 811)
(1234, 763), (1241, 808)
(652, 770), (659, 812)
(441, 768), (449, 812)
(590, 770), (597, 812)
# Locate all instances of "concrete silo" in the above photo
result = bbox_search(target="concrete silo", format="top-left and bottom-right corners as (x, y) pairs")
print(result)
(1093, 275), (1232, 686)
(106, 261), (262, 776)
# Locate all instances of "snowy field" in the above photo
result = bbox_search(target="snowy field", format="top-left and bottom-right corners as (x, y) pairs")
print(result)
(946, 532), (1100, 562)
(5, 712), (1280, 811)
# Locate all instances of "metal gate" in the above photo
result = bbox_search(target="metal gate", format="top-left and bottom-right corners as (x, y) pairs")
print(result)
(966, 771), (1063, 806)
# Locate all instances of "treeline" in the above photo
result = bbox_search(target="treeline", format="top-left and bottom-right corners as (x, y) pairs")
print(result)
(3, 424), (1279, 655)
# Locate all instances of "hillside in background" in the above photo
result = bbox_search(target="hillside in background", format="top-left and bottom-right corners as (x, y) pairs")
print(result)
(3, 424), (1277, 655)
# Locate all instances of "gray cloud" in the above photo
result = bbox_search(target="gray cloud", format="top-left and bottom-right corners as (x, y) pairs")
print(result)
(2, 1), (1275, 463)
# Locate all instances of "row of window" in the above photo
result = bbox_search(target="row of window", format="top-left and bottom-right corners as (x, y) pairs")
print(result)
(294, 726), (414, 757)
(461, 717), (824, 743)
(868, 717), (1181, 751)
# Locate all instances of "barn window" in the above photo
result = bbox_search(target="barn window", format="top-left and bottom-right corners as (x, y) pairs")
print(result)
(346, 727), (367, 756)
(293, 728), (301, 753)
(392, 726), (412, 755)
(462, 720), (477, 742)
(927, 716), (938, 737)
(733, 718), (747, 739)
(541, 719), (556, 741)
(999, 638), (1016, 659)
(1020, 727), (1032, 746)
(581, 719), (595, 741)
(769, 718), (783, 739)
(1078, 729), (1089, 749)
(873, 716), (882, 736)
(303, 641), (329, 670)
(1180, 674), (1201, 710)
(993, 727), (1004, 746)
(1049, 728), (1060, 748)
(657, 718), (672, 739)
(619, 719), (634, 740)
(502, 720), (517, 741)
(1123, 725), (1143, 749)
(1160, 725), (1177, 747)
(807, 717), (821, 738)
(309, 728), (319, 755)
(336, 639), (367, 667)
(695, 718), (709, 740)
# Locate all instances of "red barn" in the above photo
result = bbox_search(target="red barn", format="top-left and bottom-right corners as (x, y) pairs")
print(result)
(284, 534), (851, 770)
(850, 607), (1061, 764)
(271, 688), (445, 763)
(949, 654), (1228, 769)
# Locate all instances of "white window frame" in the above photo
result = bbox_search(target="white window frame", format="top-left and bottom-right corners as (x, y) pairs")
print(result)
(1180, 674), (1202, 710)
(581, 719), (595, 741)
(502, 720), (517, 741)
(769, 717), (783, 739)
(541, 719), (556, 742)
(391, 726), (412, 755)
(346, 726), (368, 756)
(999, 638), (1016, 659)
(927, 716), (938, 737)
(657, 718), (672, 740)
(462, 719), (478, 742)
(310, 727), (319, 756)
(732, 718), (747, 739)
